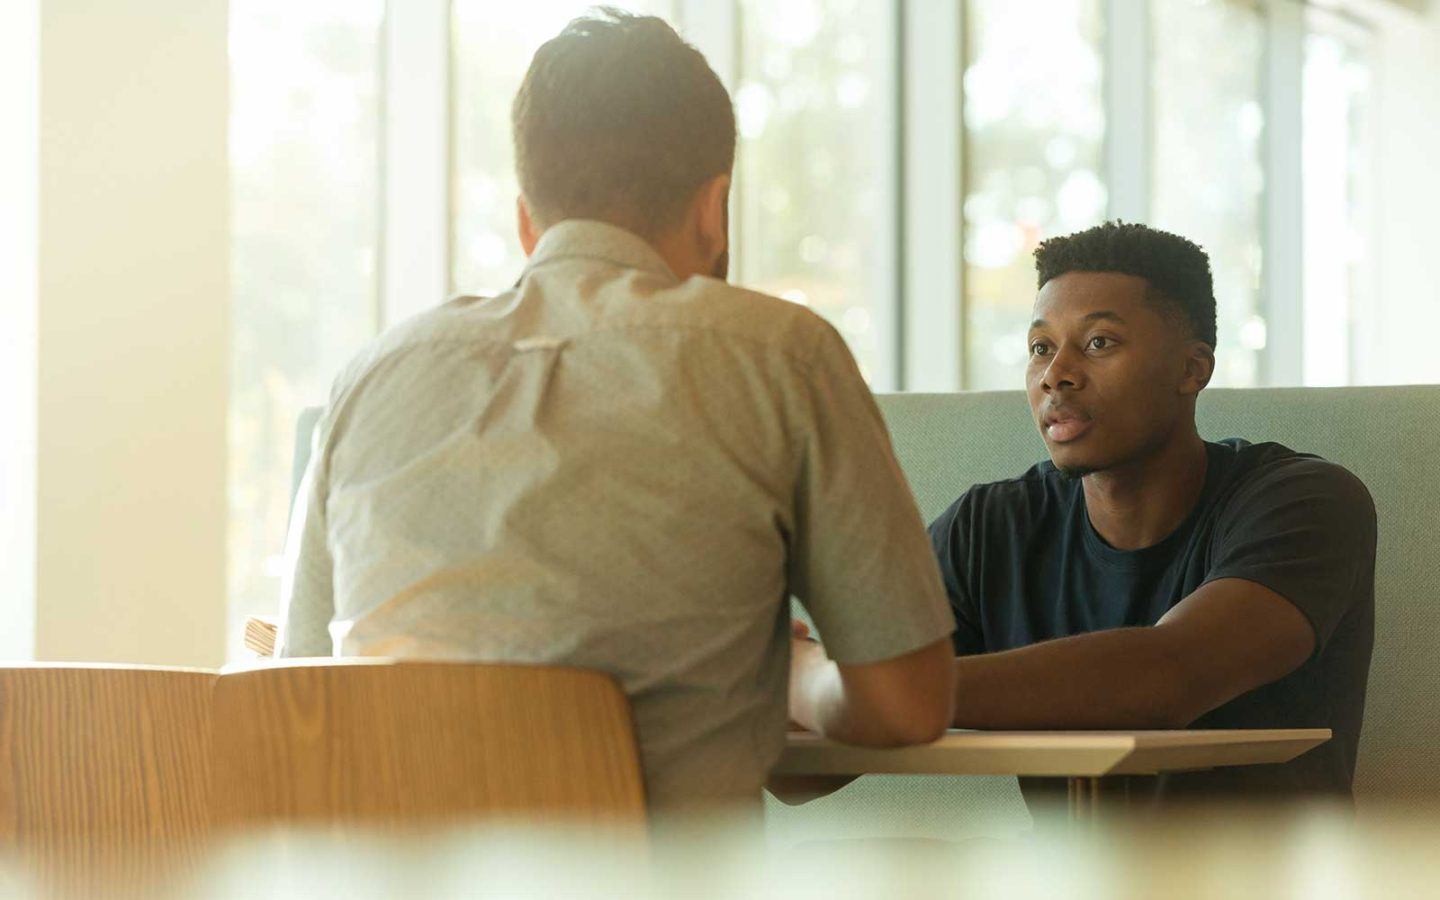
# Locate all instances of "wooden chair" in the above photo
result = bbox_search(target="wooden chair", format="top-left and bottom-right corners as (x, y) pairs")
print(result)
(0, 664), (215, 893)
(210, 659), (647, 833)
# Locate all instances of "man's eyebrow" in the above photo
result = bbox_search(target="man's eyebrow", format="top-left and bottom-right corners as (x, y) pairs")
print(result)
(1029, 311), (1127, 330)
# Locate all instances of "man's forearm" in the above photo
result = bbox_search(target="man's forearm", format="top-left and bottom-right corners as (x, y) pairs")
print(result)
(790, 656), (907, 746)
(952, 627), (1203, 730)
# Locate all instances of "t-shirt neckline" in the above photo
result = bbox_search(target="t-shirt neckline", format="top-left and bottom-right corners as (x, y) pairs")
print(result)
(1075, 442), (1229, 572)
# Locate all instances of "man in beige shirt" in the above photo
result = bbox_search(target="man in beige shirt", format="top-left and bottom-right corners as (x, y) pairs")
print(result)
(278, 9), (954, 811)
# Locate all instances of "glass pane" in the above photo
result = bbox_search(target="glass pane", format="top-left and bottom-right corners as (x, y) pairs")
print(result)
(451, 1), (677, 298)
(1302, 17), (1370, 386)
(1151, 0), (1265, 387)
(229, 0), (383, 657)
(734, 0), (897, 387)
(963, 0), (1106, 391)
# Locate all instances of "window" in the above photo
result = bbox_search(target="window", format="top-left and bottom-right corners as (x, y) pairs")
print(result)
(228, 0), (383, 655)
(962, 0), (1106, 391)
(229, 0), (1388, 653)
(1151, 0), (1266, 387)
(733, 0), (898, 386)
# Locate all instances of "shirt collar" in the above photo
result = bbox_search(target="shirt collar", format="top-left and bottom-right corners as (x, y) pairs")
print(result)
(523, 219), (679, 282)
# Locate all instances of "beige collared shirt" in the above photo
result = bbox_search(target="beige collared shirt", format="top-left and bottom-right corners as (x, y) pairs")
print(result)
(278, 220), (954, 809)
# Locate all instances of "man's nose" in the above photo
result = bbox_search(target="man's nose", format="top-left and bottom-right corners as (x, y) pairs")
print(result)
(1040, 345), (1085, 392)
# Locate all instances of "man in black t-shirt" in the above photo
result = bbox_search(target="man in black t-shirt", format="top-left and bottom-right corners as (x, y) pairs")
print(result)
(930, 222), (1376, 805)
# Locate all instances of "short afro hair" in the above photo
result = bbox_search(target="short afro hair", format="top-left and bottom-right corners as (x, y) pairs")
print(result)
(1034, 221), (1217, 348)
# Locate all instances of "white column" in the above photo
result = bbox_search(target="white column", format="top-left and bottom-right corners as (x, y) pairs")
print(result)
(0, 0), (39, 659)
(1261, 0), (1306, 386)
(381, 0), (453, 326)
(902, 0), (964, 392)
(1104, 0), (1151, 223)
(35, 0), (229, 665)
(677, 0), (742, 288)
(677, 0), (738, 87)
(871, 1), (902, 392)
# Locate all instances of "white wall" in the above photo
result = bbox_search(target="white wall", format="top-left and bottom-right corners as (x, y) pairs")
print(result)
(1359, 1), (1440, 384)
(34, 0), (229, 666)
(0, 0), (39, 660)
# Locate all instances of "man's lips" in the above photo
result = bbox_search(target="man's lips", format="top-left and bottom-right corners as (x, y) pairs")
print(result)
(1043, 411), (1093, 443)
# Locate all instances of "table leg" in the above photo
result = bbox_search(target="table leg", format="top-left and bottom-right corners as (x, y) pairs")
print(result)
(1067, 776), (1100, 823)
(1067, 776), (1133, 826)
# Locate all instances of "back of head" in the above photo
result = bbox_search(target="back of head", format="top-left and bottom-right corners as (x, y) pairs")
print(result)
(512, 8), (736, 240)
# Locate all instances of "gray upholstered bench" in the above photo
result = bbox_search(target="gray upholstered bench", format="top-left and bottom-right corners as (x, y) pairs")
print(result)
(766, 387), (1438, 841)
(296, 385), (1440, 836)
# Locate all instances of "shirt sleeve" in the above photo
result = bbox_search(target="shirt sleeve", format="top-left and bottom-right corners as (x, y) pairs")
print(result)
(928, 492), (987, 656)
(785, 320), (956, 664)
(276, 412), (338, 658)
(1204, 456), (1377, 654)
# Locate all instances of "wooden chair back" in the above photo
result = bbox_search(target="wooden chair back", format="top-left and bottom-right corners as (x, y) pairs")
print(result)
(210, 659), (646, 832)
(0, 664), (214, 891)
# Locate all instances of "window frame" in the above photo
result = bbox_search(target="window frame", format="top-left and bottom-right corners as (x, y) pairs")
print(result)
(383, 0), (1372, 390)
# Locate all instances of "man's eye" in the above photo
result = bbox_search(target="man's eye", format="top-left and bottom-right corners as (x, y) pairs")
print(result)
(1087, 336), (1111, 351)
(1030, 342), (1051, 357)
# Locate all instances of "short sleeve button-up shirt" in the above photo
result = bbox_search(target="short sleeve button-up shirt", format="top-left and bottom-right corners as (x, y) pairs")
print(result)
(278, 220), (954, 809)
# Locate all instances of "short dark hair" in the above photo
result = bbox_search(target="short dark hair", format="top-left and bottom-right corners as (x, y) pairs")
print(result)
(1033, 221), (1218, 348)
(512, 8), (736, 238)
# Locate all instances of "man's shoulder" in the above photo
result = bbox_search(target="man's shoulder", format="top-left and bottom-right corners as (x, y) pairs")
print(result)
(664, 276), (845, 366)
(970, 461), (1063, 499)
(933, 460), (1069, 531)
(674, 275), (812, 318)
(325, 295), (507, 396)
(1213, 439), (1374, 515)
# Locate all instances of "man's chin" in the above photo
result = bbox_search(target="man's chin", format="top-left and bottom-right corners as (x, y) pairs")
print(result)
(1048, 450), (1099, 480)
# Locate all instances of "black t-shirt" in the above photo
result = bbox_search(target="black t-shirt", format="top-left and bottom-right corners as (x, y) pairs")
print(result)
(928, 439), (1376, 804)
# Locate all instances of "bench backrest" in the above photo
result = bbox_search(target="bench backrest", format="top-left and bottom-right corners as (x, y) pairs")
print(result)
(298, 384), (1440, 829)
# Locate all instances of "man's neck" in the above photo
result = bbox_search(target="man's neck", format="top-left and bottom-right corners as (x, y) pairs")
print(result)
(1081, 429), (1209, 551)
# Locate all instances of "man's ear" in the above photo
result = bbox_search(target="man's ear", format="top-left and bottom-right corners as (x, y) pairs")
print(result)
(517, 195), (540, 256)
(1180, 341), (1216, 396)
(693, 173), (730, 258)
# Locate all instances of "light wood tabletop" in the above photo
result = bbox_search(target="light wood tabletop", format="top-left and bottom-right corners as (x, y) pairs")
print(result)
(774, 728), (1332, 778)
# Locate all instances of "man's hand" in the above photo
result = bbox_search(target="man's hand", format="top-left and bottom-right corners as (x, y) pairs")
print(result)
(787, 619), (954, 746)
(787, 619), (829, 734)
(775, 618), (859, 804)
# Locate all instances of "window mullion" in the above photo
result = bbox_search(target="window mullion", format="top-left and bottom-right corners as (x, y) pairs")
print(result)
(1262, 0), (1306, 386)
(1104, 0), (1151, 222)
(676, 0), (741, 286)
(380, 0), (452, 328)
(902, 0), (964, 391)
(676, 0), (738, 87)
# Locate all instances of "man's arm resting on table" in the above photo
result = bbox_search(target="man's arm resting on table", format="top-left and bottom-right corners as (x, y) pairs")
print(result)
(790, 634), (956, 746)
(951, 577), (1315, 730)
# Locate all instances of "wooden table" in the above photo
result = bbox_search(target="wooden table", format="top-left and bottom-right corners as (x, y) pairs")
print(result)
(774, 728), (1331, 820)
